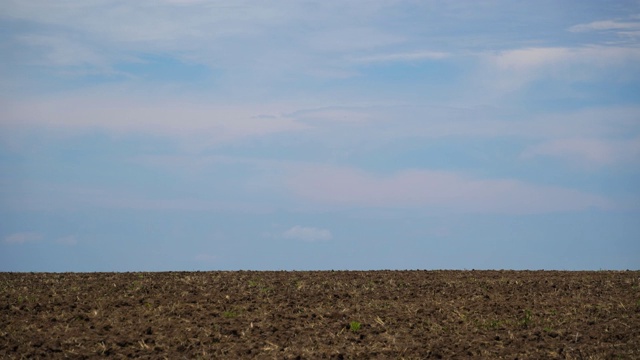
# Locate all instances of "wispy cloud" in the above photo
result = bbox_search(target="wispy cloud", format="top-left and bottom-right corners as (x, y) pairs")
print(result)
(521, 137), (640, 168)
(568, 17), (640, 44)
(1, 1), (402, 80)
(287, 165), (613, 214)
(474, 45), (640, 100)
(488, 46), (640, 76)
(1, 96), (307, 149)
(0, 179), (271, 213)
(350, 51), (450, 64)
(283, 226), (332, 242)
(288, 104), (640, 143)
(569, 19), (640, 33)
(4, 232), (43, 244)
(490, 47), (573, 71)
(16, 34), (109, 69)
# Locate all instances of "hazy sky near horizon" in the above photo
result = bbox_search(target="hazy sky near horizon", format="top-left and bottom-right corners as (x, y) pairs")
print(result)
(1, 1), (639, 271)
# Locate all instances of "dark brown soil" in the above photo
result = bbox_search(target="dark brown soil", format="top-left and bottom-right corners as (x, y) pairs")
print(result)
(1, 270), (639, 359)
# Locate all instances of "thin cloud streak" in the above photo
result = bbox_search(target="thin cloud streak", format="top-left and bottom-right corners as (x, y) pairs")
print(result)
(521, 137), (640, 167)
(1, 96), (308, 148)
(287, 165), (613, 214)
(350, 51), (450, 63)
(490, 46), (640, 71)
(569, 19), (640, 32)
(479, 46), (640, 98)
(283, 226), (333, 242)
(4, 232), (43, 244)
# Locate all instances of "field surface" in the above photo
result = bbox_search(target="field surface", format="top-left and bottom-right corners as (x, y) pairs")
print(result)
(1, 270), (639, 359)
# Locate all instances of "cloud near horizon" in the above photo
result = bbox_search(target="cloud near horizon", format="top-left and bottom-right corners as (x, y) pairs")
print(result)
(282, 226), (333, 242)
(4, 232), (43, 244)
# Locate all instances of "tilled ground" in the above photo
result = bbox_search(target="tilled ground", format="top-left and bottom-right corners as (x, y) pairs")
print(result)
(1, 270), (639, 359)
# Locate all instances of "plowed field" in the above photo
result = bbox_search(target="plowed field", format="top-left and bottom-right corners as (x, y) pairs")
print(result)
(1, 271), (638, 359)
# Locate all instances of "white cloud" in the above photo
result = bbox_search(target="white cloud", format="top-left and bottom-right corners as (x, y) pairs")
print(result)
(569, 20), (640, 33)
(283, 226), (332, 242)
(491, 47), (572, 71)
(488, 46), (640, 75)
(566, 17), (640, 45)
(287, 165), (613, 214)
(4, 232), (43, 244)
(474, 46), (640, 99)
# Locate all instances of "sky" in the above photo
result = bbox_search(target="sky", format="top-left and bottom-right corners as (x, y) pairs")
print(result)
(1, 1), (639, 272)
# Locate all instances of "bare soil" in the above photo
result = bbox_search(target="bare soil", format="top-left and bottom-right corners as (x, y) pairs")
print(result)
(1, 270), (639, 359)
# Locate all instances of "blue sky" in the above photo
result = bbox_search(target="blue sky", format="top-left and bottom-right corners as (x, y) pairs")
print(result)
(1, 1), (639, 271)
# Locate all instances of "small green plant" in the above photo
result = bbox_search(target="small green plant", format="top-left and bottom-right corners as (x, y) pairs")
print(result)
(520, 309), (533, 327)
(487, 319), (501, 329)
(260, 286), (274, 293)
(349, 321), (362, 332)
(17, 295), (33, 304)
(223, 310), (238, 318)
